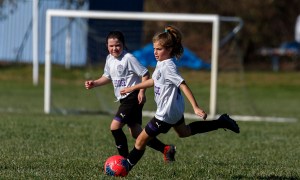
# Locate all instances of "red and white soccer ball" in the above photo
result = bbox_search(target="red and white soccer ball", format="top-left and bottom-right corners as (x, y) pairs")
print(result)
(104, 155), (129, 177)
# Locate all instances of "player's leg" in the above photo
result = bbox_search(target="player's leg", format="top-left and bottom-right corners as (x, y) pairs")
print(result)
(188, 114), (240, 134)
(173, 119), (218, 137)
(173, 114), (240, 137)
(173, 116), (221, 137)
(128, 123), (176, 162)
(110, 91), (140, 158)
(129, 123), (166, 151)
(144, 117), (176, 162)
(110, 119), (129, 158)
(172, 116), (192, 137)
(126, 129), (152, 170)
(130, 99), (176, 162)
(128, 123), (142, 138)
(126, 117), (175, 170)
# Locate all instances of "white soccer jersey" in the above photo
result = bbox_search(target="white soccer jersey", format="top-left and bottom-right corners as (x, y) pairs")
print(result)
(152, 58), (185, 124)
(102, 51), (148, 101)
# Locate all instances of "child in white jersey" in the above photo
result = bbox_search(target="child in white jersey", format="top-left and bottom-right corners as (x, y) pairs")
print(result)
(85, 31), (175, 162)
(120, 25), (240, 172)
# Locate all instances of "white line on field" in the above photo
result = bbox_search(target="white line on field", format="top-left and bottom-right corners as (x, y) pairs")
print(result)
(142, 111), (298, 123)
(0, 108), (297, 123)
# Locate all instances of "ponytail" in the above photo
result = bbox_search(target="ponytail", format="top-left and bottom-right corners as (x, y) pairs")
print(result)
(153, 25), (184, 60)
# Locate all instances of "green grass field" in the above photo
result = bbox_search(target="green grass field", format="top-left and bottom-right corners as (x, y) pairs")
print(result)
(1, 64), (300, 179)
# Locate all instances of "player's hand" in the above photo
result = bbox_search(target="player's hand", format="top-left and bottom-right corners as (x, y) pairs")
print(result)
(85, 80), (94, 89)
(194, 108), (207, 120)
(120, 87), (132, 96)
(137, 92), (146, 104)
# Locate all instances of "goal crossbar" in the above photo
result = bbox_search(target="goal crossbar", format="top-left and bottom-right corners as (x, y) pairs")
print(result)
(44, 9), (241, 118)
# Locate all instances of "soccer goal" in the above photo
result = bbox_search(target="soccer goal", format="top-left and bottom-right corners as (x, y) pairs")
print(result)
(44, 9), (243, 119)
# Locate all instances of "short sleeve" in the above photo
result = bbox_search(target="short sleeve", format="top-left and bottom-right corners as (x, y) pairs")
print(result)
(102, 57), (111, 79)
(127, 54), (148, 77)
(165, 62), (184, 87)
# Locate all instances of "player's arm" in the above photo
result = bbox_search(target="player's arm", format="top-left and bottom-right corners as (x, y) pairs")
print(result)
(137, 71), (150, 104)
(85, 76), (111, 89)
(179, 81), (207, 120)
(120, 78), (154, 96)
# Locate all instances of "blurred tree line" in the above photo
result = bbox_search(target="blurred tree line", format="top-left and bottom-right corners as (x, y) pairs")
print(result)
(145, 0), (300, 70)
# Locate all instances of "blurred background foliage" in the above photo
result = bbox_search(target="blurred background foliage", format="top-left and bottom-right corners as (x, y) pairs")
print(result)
(144, 0), (300, 70)
(145, 0), (300, 48)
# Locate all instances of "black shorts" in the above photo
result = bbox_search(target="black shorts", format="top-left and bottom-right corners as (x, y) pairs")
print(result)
(114, 90), (143, 127)
(145, 116), (185, 137)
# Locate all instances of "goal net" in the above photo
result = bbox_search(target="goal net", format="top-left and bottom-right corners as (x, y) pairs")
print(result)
(44, 9), (243, 119)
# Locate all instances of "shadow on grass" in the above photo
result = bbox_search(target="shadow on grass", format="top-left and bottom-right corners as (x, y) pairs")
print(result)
(51, 108), (114, 116)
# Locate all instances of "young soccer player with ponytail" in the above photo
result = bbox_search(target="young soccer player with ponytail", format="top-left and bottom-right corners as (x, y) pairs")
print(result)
(120, 25), (240, 171)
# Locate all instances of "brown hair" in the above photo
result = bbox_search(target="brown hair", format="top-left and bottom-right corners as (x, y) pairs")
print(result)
(152, 25), (184, 60)
(106, 31), (128, 50)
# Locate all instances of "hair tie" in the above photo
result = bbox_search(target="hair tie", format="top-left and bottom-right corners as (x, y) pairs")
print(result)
(164, 29), (168, 33)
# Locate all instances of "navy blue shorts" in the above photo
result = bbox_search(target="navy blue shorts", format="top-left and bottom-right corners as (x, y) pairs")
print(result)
(114, 90), (143, 127)
(145, 116), (185, 137)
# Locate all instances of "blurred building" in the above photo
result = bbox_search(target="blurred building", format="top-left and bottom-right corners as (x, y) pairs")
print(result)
(0, 0), (144, 66)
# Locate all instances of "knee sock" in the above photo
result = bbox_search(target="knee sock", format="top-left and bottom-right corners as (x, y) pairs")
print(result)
(189, 120), (220, 135)
(111, 129), (129, 158)
(127, 146), (145, 170)
(146, 137), (165, 153)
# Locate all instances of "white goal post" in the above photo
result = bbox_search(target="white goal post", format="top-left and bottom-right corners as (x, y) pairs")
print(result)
(44, 9), (242, 118)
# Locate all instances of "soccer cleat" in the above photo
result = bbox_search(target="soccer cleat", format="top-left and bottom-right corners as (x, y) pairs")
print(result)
(218, 114), (240, 133)
(163, 145), (176, 162)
